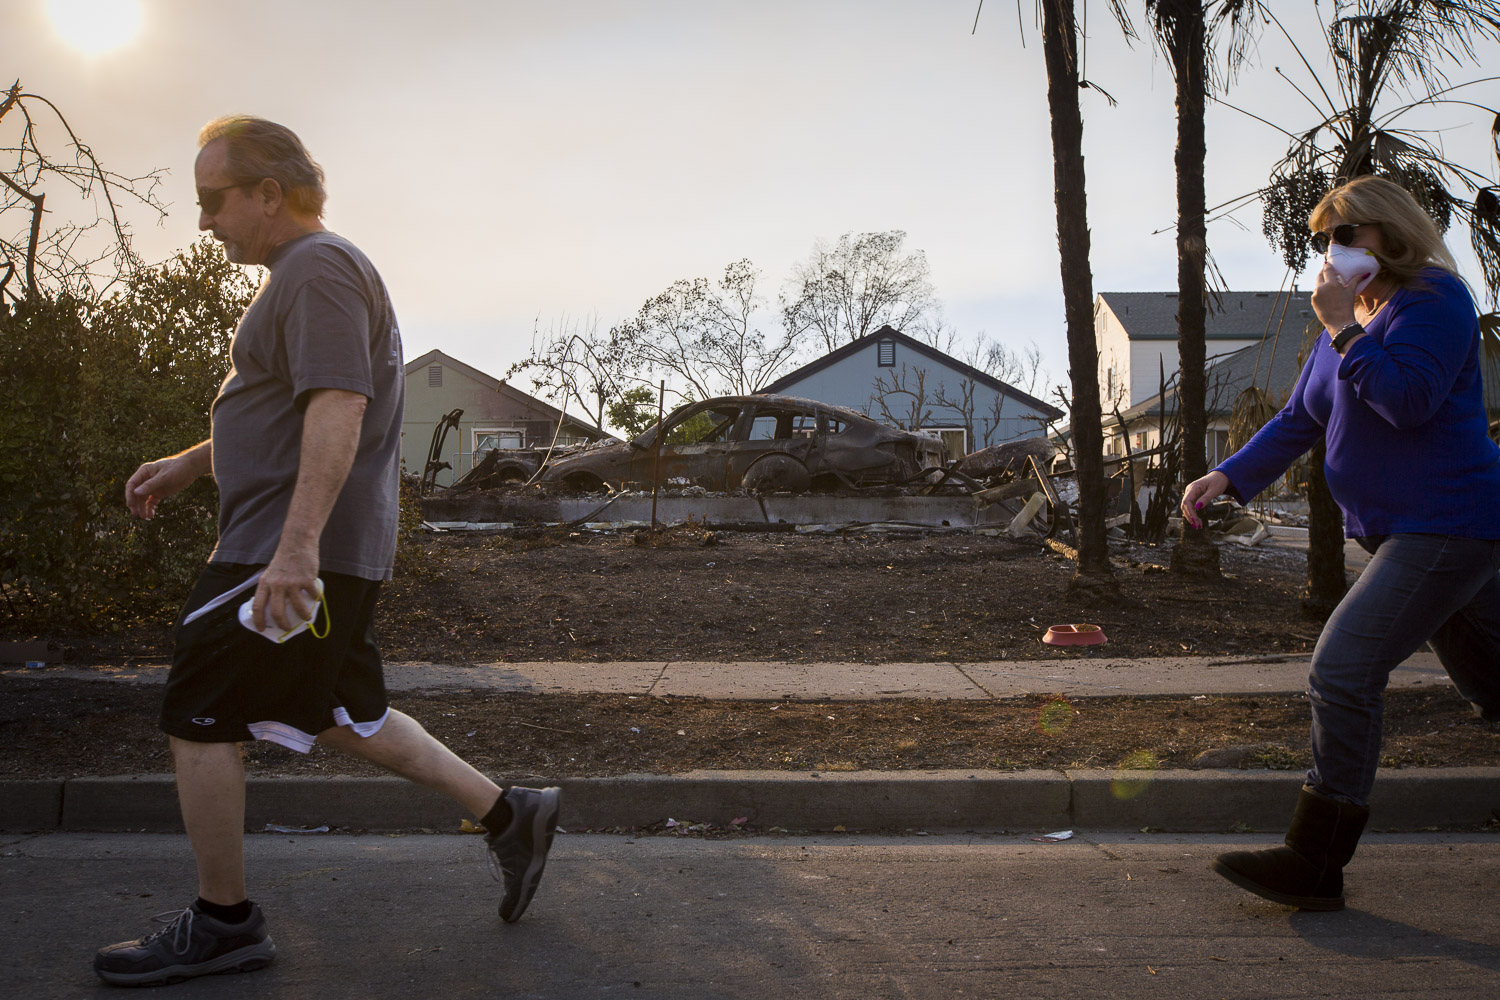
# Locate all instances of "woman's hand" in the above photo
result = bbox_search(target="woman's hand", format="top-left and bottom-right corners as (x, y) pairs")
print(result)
(1180, 470), (1230, 529)
(1311, 260), (1359, 334)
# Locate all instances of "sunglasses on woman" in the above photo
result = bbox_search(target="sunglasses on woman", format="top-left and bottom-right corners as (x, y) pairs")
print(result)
(1310, 223), (1372, 254)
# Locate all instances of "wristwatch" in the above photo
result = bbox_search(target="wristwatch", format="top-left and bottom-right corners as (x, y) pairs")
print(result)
(1331, 321), (1364, 354)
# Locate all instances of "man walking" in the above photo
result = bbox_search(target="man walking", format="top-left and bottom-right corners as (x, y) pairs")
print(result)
(94, 116), (560, 987)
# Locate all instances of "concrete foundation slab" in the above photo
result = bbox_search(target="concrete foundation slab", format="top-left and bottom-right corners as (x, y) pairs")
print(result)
(424, 493), (1009, 529)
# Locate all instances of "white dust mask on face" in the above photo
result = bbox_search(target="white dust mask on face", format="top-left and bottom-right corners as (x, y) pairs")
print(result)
(1326, 244), (1381, 294)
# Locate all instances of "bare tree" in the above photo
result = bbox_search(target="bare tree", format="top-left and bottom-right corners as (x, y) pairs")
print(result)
(928, 336), (1051, 450)
(506, 314), (632, 434)
(696, 259), (802, 394)
(781, 230), (938, 351)
(933, 376), (979, 450)
(1, 81), (167, 304)
(1042, 384), (1076, 472)
(960, 334), (1047, 397)
(618, 259), (799, 402)
(869, 364), (934, 432)
(906, 308), (963, 353)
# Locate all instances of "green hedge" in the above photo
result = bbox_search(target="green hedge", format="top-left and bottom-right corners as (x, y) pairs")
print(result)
(0, 240), (253, 627)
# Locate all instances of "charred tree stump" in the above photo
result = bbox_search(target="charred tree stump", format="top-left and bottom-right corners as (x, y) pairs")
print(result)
(1303, 438), (1348, 620)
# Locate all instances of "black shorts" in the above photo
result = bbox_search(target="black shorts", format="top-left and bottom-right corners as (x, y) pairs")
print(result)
(160, 563), (390, 753)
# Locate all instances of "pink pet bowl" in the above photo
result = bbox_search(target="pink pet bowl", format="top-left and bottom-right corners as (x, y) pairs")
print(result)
(1042, 623), (1107, 647)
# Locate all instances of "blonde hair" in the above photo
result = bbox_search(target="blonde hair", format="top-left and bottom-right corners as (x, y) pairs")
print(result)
(198, 116), (326, 218)
(1309, 175), (1460, 288)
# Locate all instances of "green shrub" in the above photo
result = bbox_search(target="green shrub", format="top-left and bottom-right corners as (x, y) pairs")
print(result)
(395, 472), (434, 579)
(0, 240), (253, 627)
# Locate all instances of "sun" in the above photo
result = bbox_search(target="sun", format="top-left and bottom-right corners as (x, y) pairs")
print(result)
(46, 0), (144, 56)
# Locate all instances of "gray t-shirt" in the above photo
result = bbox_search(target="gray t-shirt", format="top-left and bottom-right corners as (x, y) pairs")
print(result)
(209, 231), (404, 581)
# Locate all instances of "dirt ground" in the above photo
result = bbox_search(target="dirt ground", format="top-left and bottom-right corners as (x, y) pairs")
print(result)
(7, 529), (1499, 781)
(4, 676), (1495, 783)
(52, 527), (1332, 665)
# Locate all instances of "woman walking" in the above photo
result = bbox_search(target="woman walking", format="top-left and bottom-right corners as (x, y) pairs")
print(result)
(1181, 175), (1500, 910)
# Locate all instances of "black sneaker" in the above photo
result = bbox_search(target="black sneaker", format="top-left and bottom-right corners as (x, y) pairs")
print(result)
(486, 785), (562, 922)
(94, 903), (275, 986)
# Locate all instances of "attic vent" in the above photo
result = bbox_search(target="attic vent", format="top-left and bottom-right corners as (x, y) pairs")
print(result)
(428, 365), (442, 387)
(877, 340), (895, 367)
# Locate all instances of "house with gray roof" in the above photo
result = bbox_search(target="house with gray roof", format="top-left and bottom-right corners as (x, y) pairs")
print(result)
(403, 349), (613, 488)
(759, 325), (1063, 456)
(1104, 325), (1313, 467)
(1096, 289), (1315, 408)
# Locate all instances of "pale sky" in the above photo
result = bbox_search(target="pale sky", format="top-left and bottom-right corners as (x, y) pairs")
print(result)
(9, 0), (1499, 400)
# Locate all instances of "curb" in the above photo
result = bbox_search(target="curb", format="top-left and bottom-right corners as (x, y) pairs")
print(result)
(4, 768), (1497, 835)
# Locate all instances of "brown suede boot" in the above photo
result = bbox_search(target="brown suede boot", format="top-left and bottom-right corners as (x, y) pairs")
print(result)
(1212, 785), (1369, 911)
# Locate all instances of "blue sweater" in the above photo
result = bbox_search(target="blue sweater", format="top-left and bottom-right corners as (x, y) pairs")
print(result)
(1216, 268), (1500, 539)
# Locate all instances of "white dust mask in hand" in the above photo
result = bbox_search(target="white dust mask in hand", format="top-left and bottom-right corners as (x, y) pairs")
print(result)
(1326, 244), (1381, 294)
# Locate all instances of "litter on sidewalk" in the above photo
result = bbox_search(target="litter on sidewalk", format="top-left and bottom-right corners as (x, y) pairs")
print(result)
(1032, 830), (1074, 843)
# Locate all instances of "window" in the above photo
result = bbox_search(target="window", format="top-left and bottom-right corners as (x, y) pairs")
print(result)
(748, 410), (818, 440)
(473, 428), (523, 454)
(749, 416), (779, 440)
(928, 427), (967, 457)
(877, 340), (895, 367)
(1209, 429), (1231, 465)
(428, 365), (442, 387)
(664, 405), (742, 445)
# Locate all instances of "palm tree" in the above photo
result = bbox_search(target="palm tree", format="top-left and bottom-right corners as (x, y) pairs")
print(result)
(1254, 0), (1500, 616)
(1040, 0), (1135, 594)
(973, 0), (1129, 594)
(1143, 1), (1262, 580)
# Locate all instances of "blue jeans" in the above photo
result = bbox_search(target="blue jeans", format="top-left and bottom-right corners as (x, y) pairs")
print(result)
(1307, 533), (1500, 806)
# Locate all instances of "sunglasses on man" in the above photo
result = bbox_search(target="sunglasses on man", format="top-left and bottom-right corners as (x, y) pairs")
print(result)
(1310, 223), (1373, 255)
(196, 180), (259, 215)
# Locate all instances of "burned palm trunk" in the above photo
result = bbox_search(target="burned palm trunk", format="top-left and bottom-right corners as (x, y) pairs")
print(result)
(1041, 0), (1115, 593)
(1112, 403), (1143, 536)
(1162, 0), (1221, 579)
(1141, 361), (1181, 545)
(1303, 439), (1348, 619)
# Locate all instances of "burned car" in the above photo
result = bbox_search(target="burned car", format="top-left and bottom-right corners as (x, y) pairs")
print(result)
(536, 395), (945, 493)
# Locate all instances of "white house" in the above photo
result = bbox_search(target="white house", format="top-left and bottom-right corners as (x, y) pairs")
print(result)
(759, 325), (1063, 457)
(1096, 289), (1315, 408)
(1103, 329), (1310, 466)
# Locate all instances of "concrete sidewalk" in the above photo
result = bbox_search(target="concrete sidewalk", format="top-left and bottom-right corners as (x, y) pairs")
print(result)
(3, 648), (1450, 700)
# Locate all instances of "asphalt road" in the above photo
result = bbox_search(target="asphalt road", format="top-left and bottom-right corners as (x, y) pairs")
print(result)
(7, 830), (1498, 999)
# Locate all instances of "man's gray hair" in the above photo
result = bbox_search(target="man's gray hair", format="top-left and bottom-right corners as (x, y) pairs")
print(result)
(198, 116), (327, 218)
